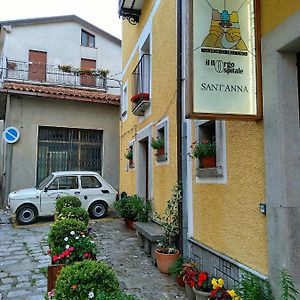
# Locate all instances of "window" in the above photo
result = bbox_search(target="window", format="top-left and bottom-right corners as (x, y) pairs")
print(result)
(195, 120), (225, 178)
(81, 176), (102, 189)
(48, 176), (78, 190)
(81, 30), (95, 47)
(155, 118), (168, 163)
(127, 142), (135, 170)
(121, 82), (128, 121)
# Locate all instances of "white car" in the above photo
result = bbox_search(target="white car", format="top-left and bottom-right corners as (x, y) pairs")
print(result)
(7, 171), (117, 225)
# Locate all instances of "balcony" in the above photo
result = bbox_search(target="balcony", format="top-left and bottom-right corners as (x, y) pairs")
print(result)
(1, 59), (107, 90)
(131, 54), (151, 116)
(118, 0), (145, 25)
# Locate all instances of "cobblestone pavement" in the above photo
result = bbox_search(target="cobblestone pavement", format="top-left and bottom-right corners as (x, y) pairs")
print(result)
(0, 209), (187, 300)
(0, 209), (49, 300)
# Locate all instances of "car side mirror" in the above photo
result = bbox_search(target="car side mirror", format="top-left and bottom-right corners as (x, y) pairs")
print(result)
(44, 187), (48, 192)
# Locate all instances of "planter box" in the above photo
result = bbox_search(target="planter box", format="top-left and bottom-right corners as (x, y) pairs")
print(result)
(47, 264), (65, 292)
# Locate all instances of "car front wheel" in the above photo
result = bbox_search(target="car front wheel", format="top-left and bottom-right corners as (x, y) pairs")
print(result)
(89, 201), (108, 219)
(16, 204), (38, 225)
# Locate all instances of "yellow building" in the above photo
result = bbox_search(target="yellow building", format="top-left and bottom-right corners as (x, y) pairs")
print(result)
(119, 0), (300, 296)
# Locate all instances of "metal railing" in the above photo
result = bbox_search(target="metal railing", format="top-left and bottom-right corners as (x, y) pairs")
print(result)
(132, 54), (151, 99)
(1, 59), (107, 90)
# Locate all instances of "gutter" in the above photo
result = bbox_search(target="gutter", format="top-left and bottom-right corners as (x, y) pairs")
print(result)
(177, 0), (183, 253)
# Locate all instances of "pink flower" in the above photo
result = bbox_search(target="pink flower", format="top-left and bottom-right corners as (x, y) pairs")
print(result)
(69, 246), (74, 252)
(83, 252), (90, 258)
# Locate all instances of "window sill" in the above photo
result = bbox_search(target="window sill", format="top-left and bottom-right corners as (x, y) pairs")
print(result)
(196, 166), (223, 178)
(80, 45), (97, 49)
(156, 154), (168, 163)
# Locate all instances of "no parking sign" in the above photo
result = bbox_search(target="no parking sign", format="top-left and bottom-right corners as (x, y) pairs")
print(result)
(3, 127), (20, 144)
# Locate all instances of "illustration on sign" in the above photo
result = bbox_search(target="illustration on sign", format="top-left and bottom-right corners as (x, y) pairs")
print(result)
(200, 0), (248, 51)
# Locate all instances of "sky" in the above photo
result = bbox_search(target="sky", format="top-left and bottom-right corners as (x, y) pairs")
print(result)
(0, 0), (122, 39)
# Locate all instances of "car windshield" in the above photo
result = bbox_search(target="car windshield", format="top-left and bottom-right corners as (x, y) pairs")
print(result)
(36, 174), (54, 190)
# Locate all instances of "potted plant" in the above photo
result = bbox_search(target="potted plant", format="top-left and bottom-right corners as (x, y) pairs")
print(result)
(169, 256), (185, 287)
(130, 92), (150, 103)
(113, 195), (149, 229)
(183, 261), (198, 300)
(209, 278), (241, 300)
(151, 138), (165, 157)
(192, 139), (216, 168)
(124, 148), (133, 167)
(154, 184), (181, 274)
(193, 271), (212, 300)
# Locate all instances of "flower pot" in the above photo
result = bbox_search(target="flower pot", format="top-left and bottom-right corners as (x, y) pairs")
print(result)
(185, 283), (196, 300)
(47, 264), (65, 292)
(193, 287), (210, 300)
(124, 218), (135, 230)
(201, 156), (216, 168)
(155, 249), (180, 274)
(157, 147), (165, 157)
(176, 275), (185, 287)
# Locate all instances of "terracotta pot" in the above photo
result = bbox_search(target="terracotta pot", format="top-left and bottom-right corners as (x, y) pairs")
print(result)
(176, 275), (185, 287)
(47, 264), (65, 292)
(193, 287), (210, 300)
(185, 282), (196, 300)
(201, 156), (216, 168)
(155, 249), (180, 274)
(124, 218), (135, 230)
(157, 147), (165, 157)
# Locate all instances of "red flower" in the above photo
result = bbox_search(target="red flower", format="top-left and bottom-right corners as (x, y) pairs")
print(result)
(197, 271), (208, 286)
(130, 93), (150, 103)
(59, 253), (65, 259)
(52, 255), (59, 263)
(83, 252), (90, 258)
(63, 250), (70, 257)
(69, 246), (74, 252)
(47, 250), (51, 254)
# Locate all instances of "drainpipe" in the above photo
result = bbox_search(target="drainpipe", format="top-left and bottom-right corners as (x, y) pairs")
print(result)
(177, 0), (183, 254)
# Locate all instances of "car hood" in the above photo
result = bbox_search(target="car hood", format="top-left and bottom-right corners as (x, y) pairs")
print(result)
(9, 187), (40, 200)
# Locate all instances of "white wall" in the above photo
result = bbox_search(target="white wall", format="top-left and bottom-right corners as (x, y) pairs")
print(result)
(2, 21), (121, 94)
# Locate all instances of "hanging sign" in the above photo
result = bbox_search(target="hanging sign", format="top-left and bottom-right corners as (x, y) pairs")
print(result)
(186, 0), (262, 120)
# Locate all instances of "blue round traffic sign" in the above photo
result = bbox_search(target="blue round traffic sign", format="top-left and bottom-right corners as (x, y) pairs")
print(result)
(3, 127), (20, 144)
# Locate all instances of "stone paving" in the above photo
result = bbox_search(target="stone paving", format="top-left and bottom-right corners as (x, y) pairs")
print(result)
(0, 209), (187, 300)
(0, 209), (49, 300)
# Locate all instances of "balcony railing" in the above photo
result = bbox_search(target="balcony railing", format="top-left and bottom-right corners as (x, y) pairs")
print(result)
(1, 59), (107, 90)
(131, 54), (151, 116)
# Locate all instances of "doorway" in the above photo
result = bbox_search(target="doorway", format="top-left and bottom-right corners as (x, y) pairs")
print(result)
(137, 138), (149, 199)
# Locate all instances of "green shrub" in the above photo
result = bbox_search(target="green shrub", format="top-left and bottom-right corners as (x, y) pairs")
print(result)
(57, 207), (89, 225)
(281, 268), (298, 300)
(113, 195), (151, 221)
(169, 256), (184, 277)
(237, 272), (272, 300)
(55, 196), (81, 214)
(48, 219), (87, 251)
(53, 260), (120, 300)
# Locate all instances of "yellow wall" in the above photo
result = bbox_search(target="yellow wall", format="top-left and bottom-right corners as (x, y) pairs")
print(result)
(120, 0), (178, 214)
(261, 0), (300, 36)
(192, 121), (268, 274)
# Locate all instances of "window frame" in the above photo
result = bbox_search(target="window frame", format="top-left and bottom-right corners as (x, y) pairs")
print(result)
(195, 120), (225, 180)
(121, 81), (128, 121)
(47, 176), (79, 190)
(155, 117), (169, 164)
(81, 29), (96, 48)
(80, 175), (102, 189)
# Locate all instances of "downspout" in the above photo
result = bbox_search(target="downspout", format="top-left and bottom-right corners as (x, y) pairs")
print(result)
(177, 0), (183, 253)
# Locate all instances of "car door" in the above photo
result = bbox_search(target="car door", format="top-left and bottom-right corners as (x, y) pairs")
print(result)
(40, 175), (80, 215)
(79, 175), (103, 209)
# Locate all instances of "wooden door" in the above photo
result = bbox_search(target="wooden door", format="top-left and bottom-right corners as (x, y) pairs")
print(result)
(80, 58), (96, 86)
(28, 50), (47, 81)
